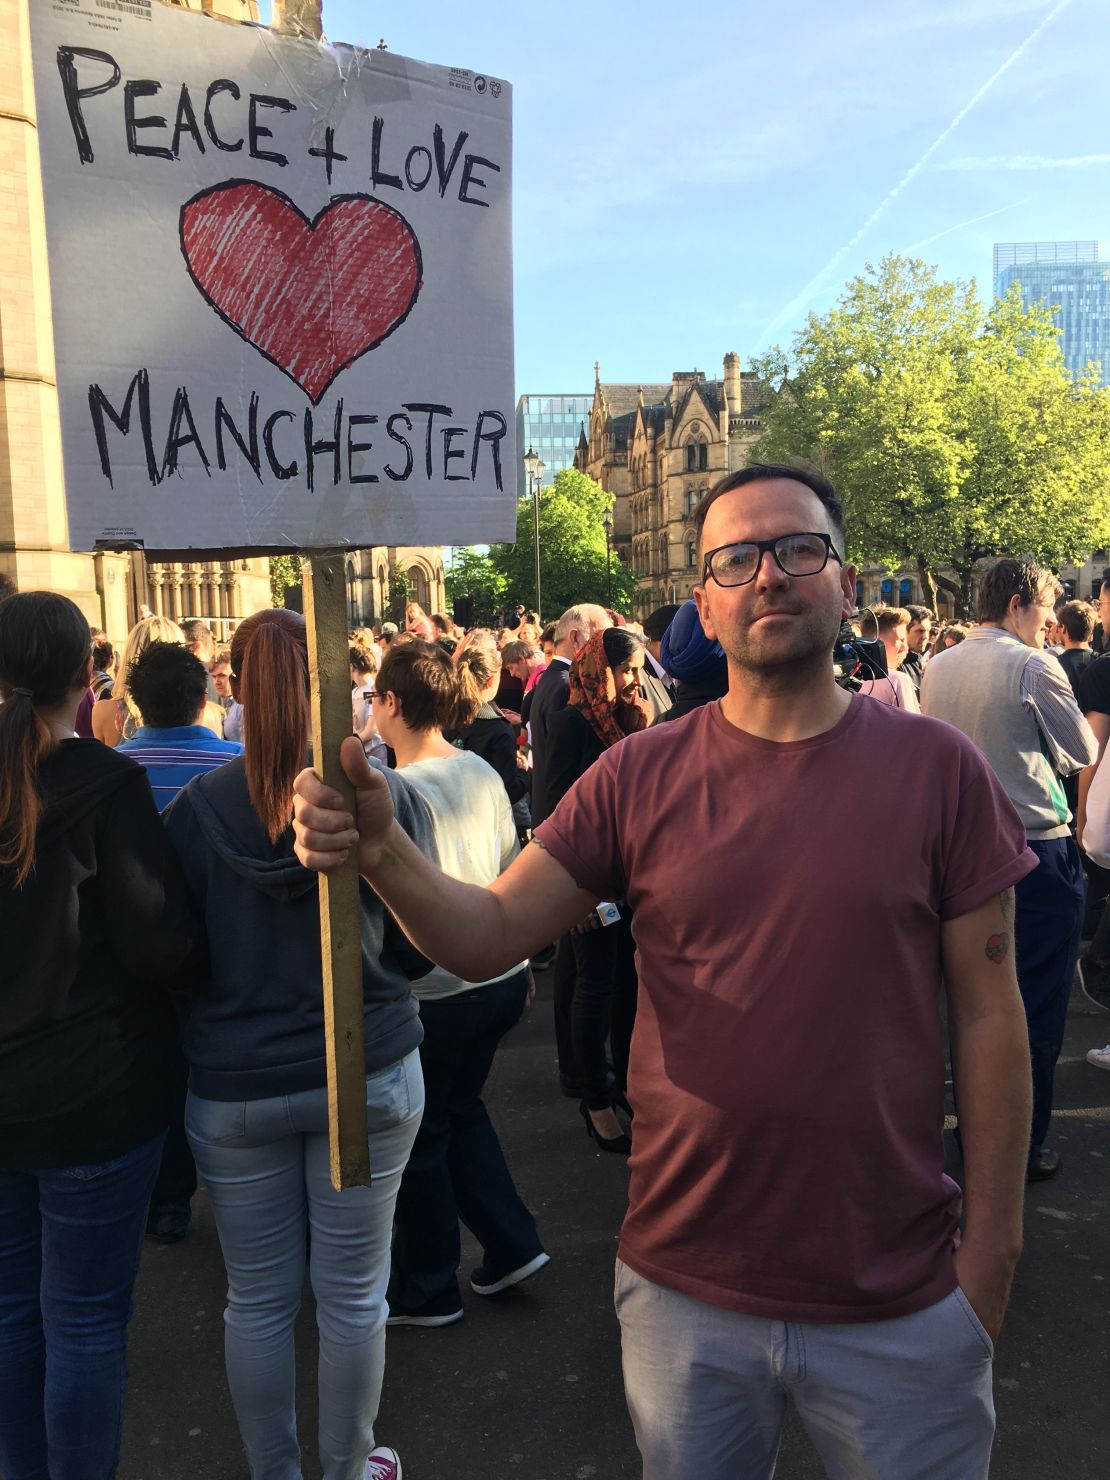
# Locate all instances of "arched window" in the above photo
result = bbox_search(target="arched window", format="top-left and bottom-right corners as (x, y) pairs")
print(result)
(346, 557), (359, 627)
(686, 539), (697, 569)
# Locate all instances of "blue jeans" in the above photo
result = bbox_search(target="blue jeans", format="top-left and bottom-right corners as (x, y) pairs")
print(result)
(616, 1260), (995, 1479)
(0, 1133), (165, 1480)
(389, 973), (543, 1312)
(185, 1052), (423, 1480)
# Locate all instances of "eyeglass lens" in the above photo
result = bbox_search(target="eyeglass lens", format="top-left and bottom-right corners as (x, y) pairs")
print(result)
(710, 534), (830, 586)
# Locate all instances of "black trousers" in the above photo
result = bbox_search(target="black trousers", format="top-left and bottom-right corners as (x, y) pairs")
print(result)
(389, 971), (543, 1311)
(552, 936), (578, 1084)
(571, 910), (638, 1110)
(150, 1045), (197, 1214)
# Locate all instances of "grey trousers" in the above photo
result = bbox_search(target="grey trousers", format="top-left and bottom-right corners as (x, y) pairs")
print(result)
(615, 1259), (995, 1480)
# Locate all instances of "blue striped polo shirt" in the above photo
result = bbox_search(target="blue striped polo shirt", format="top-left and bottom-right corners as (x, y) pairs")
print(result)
(118, 726), (243, 813)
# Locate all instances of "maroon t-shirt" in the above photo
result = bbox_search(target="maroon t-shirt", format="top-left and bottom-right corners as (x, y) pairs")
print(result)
(535, 695), (1036, 1323)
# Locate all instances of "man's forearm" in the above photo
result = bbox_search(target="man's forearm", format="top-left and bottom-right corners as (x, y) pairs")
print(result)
(951, 1006), (1031, 1257)
(362, 821), (525, 981)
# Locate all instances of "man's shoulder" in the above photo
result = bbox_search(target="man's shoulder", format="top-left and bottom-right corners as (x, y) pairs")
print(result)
(1078, 651), (1110, 714)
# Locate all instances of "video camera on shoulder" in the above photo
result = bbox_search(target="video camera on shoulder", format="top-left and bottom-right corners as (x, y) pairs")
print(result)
(833, 617), (887, 691)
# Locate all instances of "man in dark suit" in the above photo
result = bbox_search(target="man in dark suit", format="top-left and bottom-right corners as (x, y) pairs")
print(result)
(641, 605), (681, 722)
(528, 603), (611, 1093)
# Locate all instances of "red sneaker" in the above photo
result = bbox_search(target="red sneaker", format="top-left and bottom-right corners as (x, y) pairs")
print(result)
(367, 1447), (402, 1479)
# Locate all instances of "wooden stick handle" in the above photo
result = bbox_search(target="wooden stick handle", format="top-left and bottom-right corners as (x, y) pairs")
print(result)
(303, 552), (371, 1190)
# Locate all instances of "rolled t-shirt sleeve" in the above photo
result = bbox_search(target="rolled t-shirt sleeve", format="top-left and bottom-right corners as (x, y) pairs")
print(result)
(534, 749), (626, 901)
(938, 743), (1039, 920)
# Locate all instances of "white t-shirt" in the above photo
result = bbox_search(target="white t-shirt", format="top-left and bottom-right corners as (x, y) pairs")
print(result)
(400, 751), (523, 999)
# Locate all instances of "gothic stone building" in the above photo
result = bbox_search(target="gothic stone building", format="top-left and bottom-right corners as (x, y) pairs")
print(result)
(575, 355), (765, 618)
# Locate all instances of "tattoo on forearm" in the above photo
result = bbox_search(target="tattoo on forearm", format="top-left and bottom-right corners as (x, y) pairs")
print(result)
(985, 932), (1011, 965)
(1000, 889), (1015, 926)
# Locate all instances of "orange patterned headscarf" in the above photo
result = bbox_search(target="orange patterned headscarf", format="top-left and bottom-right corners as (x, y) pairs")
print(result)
(568, 630), (651, 750)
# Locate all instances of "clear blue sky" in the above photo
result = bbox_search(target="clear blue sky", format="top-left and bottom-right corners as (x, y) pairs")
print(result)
(271, 0), (1109, 392)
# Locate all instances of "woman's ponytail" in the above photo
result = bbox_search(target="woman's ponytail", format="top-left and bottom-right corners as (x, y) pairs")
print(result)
(231, 609), (309, 843)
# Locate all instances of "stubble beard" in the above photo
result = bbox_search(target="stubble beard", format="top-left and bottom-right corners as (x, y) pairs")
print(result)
(722, 606), (843, 688)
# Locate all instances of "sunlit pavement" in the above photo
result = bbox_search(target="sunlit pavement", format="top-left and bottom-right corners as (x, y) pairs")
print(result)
(122, 981), (1110, 1479)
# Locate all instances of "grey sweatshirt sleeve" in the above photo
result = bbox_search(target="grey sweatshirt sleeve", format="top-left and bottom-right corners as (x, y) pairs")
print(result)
(1020, 653), (1099, 776)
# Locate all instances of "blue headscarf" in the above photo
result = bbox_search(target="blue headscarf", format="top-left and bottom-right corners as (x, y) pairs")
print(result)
(660, 600), (727, 684)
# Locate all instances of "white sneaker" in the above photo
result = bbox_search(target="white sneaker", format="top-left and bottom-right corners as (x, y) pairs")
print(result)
(1085, 1044), (1110, 1071)
(367, 1446), (402, 1479)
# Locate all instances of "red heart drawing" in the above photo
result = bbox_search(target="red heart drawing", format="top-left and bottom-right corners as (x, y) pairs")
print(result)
(180, 181), (423, 403)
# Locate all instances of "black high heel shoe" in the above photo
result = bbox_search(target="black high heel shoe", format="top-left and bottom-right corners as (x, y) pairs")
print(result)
(579, 1100), (632, 1155)
(610, 1088), (633, 1118)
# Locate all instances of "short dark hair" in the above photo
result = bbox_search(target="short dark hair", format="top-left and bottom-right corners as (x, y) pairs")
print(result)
(644, 604), (682, 643)
(694, 463), (845, 562)
(126, 641), (208, 729)
(903, 604), (932, 626)
(1059, 600), (1095, 642)
(977, 559), (1062, 624)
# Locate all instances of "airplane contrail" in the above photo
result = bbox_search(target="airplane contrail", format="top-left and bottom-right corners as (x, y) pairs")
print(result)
(940, 153), (1110, 170)
(903, 199), (1031, 252)
(755, 0), (1075, 348)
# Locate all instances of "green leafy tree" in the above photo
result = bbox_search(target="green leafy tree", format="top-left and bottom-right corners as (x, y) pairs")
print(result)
(388, 566), (410, 622)
(269, 554), (302, 607)
(752, 255), (1110, 615)
(490, 467), (636, 621)
(445, 548), (508, 628)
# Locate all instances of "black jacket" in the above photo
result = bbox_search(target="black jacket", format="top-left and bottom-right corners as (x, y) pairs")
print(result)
(528, 659), (571, 827)
(0, 740), (193, 1170)
(450, 704), (528, 807)
(543, 705), (606, 819)
(163, 757), (433, 1102)
(655, 675), (729, 722)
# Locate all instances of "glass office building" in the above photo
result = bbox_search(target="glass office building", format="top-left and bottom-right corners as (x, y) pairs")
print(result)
(995, 253), (1110, 385)
(515, 394), (593, 498)
(993, 240), (1097, 298)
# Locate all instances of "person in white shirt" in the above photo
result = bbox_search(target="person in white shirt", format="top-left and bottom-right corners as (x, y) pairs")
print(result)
(373, 638), (549, 1328)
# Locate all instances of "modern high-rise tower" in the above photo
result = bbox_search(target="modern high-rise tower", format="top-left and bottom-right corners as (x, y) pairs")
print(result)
(993, 241), (1109, 385)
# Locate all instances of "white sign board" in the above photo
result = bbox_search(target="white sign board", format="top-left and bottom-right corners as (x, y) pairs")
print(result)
(29, 0), (515, 552)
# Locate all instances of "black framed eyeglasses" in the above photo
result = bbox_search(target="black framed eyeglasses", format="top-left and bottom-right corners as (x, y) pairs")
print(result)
(702, 532), (843, 588)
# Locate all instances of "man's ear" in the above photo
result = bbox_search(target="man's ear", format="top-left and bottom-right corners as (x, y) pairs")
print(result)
(841, 563), (858, 619)
(693, 582), (717, 641)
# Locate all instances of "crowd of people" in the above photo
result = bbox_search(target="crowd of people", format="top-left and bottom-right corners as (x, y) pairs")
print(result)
(1, 462), (1108, 1480)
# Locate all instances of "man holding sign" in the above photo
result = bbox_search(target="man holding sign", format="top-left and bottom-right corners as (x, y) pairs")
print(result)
(293, 466), (1035, 1480)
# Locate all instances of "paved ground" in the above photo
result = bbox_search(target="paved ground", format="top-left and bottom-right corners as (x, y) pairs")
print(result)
(122, 982), (1110, 1480)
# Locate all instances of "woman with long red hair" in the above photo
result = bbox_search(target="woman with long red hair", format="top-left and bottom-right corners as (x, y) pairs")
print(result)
(162, 608), (433, 1480)
(0, 591), (193, 1480)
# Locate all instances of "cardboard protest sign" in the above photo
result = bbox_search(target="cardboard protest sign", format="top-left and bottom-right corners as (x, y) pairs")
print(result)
(29, 0), (515, 553)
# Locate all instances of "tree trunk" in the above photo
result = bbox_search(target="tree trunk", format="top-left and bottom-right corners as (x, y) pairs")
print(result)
(930, 568), (969, 620)
(915, 557), (939, 618)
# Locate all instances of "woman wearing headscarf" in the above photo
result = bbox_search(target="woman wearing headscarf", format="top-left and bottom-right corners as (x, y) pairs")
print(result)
(543, 628), (650, 1153)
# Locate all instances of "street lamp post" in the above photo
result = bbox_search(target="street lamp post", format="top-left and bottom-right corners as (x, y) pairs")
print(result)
(522, 446), (545, 619)
(603, 513), (613, 607)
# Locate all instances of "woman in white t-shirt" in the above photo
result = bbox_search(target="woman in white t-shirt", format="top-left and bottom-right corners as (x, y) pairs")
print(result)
(371, 639), (549, 1327)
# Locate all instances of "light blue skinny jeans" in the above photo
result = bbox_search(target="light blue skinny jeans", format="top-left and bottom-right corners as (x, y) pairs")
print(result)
(185, 1052), (423, 1480)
